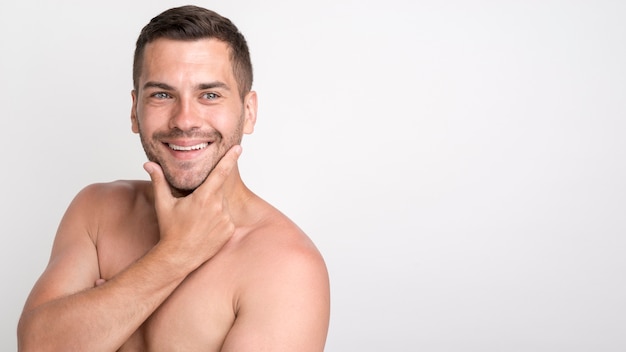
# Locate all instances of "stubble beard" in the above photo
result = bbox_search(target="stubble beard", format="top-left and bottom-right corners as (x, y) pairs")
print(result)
(138, 119), (244, 196)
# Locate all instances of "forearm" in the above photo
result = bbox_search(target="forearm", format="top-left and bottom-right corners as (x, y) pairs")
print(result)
(18, 245), (192, 352)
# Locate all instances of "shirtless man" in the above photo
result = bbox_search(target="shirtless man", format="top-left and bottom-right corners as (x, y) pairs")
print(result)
(17, 6), (330, 351)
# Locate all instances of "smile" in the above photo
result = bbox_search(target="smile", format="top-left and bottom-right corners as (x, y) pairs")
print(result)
(167, 142), (210, 151)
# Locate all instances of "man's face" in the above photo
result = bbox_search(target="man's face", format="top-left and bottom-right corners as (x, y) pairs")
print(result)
(131, 38), (256, 194)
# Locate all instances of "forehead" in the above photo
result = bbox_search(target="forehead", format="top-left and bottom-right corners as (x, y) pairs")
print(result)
(140, 38), (235, 87)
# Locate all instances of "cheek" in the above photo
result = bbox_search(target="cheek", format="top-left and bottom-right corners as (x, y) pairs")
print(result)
(135, 105), (165, 135)
(208, 108), (242, 133)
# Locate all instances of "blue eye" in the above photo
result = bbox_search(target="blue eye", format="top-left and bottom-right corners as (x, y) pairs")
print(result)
(203, 92), (219, 100)
(152, 92), (171, 99)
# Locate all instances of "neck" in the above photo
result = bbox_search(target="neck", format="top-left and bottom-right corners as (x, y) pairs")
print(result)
(172, 165), (254, 225)
(222, 166), (257, 223)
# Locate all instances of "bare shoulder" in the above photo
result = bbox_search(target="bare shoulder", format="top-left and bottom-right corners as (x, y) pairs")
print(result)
(230, 196), (329, 306)
(71, 180), (151, 216)
(234, 201), (327, 280)
(75, 180), (150, 206)
(221, 198), (330, 350)
(66, 180), (152, 239)
(60, 180), (148, 228)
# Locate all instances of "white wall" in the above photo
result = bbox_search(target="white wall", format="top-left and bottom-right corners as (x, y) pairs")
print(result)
(2, 0), (625, 350)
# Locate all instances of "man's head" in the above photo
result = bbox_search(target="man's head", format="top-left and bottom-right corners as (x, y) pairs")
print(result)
(131, 6), (257, 196)
(133, 5), (253, 100)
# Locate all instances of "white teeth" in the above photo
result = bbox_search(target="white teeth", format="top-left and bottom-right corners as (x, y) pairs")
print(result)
(168, 142), (209, 151)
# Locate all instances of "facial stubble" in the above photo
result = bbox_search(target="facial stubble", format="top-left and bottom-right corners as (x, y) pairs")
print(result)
(137, 112), (244, 196)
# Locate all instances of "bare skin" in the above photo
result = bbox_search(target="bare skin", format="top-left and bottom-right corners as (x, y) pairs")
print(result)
(17, 38), (330, 351)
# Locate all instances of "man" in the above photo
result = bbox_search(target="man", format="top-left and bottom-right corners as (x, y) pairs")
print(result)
(17, 5), (330, 351)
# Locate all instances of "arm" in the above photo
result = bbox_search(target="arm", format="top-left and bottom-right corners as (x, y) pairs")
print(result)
(18, 146), (242, 352)
(221, 241), (330, 352)
(18, 218), (195, 352)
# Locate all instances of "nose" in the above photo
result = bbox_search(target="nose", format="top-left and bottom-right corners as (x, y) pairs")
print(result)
(169, 98), (202, 131)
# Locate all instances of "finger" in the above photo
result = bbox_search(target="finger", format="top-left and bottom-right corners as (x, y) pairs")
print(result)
(195, 145), (242, 195)
(144, 161), (173, 205)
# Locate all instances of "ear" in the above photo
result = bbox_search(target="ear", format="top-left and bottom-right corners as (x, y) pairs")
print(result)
(131, 90), (139, 134)
(242, 90), (258, 135)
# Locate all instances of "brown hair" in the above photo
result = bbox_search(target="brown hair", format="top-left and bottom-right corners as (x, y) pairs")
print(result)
(133, 5), (253, 99)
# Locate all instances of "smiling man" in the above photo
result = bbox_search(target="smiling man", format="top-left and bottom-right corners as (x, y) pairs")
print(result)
(18, 6), (330, 351)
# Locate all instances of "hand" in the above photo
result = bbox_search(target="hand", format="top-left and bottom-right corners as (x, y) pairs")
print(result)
(143, 145), (242, 269)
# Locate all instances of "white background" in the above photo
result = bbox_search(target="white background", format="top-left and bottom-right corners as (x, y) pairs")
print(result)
(2, 0), (625, 351)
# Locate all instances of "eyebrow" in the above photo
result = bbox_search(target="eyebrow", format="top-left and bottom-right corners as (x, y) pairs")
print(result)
(142, 81), (230, 91)
(143, 81), (174, 91)
(198, 82), (230, 91)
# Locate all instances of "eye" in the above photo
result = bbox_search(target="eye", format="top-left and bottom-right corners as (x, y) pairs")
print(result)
(202, 92), (220, 100)
(151, 92), (171, 99)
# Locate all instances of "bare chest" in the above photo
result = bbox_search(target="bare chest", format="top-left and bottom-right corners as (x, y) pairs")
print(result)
(97, 214), (238, 351)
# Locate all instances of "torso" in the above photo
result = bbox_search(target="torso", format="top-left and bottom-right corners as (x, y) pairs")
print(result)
(92, 180), (304, 351)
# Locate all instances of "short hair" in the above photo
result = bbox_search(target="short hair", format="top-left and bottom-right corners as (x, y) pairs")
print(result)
(133, 5), (253, 99)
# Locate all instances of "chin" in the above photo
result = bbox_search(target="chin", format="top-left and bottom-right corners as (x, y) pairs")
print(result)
(166, 172), (209, 196)
(167, 181), (200, 197)
(169, 177), (201, 191)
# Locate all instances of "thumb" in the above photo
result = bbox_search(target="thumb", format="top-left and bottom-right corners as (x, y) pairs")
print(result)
(144, 161), (172, 204)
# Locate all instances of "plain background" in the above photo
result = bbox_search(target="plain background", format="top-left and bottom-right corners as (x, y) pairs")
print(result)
(2, 0), (625, 350)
